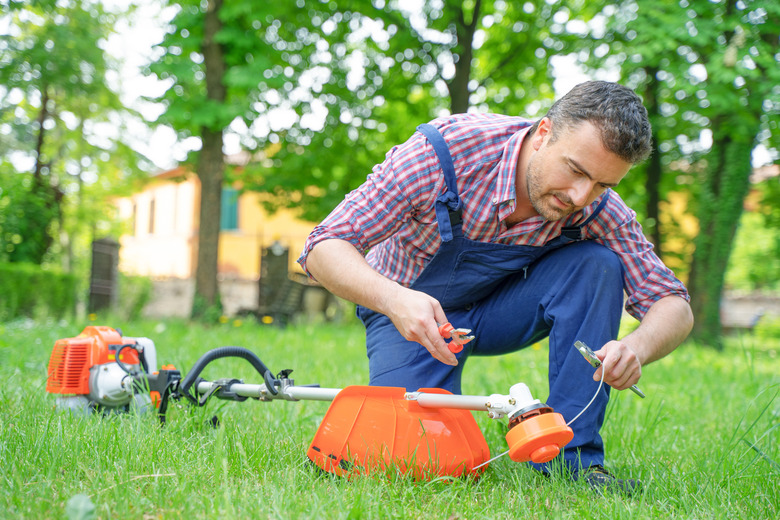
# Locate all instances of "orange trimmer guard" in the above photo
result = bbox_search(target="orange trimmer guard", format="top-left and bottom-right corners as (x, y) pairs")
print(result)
(307, 386), (490, 479)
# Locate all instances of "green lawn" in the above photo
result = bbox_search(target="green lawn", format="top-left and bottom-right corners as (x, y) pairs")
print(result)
(1, 315), (778, 519)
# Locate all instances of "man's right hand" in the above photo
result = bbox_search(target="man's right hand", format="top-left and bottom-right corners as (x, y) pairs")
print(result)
(383, 285), (458, 366)
(306, 239), (458, 366)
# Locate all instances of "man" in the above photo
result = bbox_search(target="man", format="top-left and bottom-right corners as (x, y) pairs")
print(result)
(298, 81), (693, 492)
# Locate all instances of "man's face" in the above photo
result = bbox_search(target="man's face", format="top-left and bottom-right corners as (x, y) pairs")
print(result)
(525, 119), (632, 221)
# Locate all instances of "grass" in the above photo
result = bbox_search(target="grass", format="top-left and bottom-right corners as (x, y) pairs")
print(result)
(1, 314), (778, 519)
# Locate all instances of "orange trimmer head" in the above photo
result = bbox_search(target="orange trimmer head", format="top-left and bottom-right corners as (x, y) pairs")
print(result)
(506, 410), (573, 464)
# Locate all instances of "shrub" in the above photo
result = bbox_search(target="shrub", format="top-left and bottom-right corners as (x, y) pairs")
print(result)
(118, 274), (153, 320)
(0, 263), (78, 320)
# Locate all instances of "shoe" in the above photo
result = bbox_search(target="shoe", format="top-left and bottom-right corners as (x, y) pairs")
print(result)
(572, 465), (641, 495)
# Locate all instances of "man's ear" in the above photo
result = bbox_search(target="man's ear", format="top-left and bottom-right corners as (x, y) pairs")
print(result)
(531, 117), (552, 151)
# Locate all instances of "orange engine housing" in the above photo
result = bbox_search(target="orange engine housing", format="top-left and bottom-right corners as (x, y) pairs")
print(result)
(46, 326), (139, 395)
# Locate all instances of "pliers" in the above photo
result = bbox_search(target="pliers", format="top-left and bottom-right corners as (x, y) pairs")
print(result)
(438, 322), (475, 353)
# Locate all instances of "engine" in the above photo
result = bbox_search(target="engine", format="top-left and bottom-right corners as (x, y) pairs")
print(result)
(46, 326), (159, 414)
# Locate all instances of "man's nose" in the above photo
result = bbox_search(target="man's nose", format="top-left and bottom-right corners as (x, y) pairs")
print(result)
(569, 179), (593, 207)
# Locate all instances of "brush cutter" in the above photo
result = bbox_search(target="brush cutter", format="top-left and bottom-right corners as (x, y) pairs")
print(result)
(46, 325), (574, 479)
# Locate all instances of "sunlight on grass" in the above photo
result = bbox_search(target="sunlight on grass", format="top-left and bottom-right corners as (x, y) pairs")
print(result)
(1, 314), (777, 518)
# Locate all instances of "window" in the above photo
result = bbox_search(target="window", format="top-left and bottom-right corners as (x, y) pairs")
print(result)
(221, 187), (239, 231)
(148, 198), (155, 234)
(131, 202), (137, 236)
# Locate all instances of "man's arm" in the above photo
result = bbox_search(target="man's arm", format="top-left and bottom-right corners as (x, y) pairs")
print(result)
(593, 295), (694, 390)
(306, 238), (458, 366)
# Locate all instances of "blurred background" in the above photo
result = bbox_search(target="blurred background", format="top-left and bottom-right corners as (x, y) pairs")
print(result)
(1, 0), (777, 349)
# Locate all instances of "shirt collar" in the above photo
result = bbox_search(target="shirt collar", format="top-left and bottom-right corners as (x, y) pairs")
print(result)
(495, 125), (531, 221)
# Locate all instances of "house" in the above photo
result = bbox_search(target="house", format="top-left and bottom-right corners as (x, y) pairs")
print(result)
(115, 166), (320, 317)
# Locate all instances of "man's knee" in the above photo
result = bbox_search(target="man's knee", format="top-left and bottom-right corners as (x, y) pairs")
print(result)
(573, 242), (623, 282)
(535, 241), (623, 307)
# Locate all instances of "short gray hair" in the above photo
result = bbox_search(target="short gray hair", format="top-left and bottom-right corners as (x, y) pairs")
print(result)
(531, 81), (653, 164)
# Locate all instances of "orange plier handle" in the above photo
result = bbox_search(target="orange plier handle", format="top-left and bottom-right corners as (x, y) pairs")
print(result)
(438, 323), (475, 354)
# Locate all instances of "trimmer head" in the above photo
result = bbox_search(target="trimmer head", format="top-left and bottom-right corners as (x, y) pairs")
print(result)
(505, 410), (573, 464)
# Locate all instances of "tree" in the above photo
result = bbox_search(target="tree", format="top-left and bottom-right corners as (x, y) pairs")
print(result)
(148, 0), (582, 315)
(193, 0), (227, 318)
(575, 0), (779, 347)
(685, 0), (779, 347)
(240, 0), (585, 221)
(147, 0), (324, 317)
(0, 0), (143, 267)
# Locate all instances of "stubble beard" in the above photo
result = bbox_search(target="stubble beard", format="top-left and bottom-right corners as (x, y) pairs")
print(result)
(525, 161), (576, 222)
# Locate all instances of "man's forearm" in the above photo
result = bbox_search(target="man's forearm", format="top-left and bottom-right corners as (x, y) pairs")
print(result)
(305, 238), (399, 315)
(623, 295), (694, 365)
(306, 238), (458, 365)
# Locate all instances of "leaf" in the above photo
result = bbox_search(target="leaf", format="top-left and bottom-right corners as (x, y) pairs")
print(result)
(65, 494), (96, 520)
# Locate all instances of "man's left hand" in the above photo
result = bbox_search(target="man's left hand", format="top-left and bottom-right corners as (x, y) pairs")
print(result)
(593, 340), (642, 390)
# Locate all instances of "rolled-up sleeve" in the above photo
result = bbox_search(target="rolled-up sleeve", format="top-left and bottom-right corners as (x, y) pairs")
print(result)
(597, 216), (690, 320)
(297, 132), (436, 278)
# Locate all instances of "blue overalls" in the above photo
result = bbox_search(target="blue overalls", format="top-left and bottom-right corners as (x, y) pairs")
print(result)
(357, 123), (626, 471)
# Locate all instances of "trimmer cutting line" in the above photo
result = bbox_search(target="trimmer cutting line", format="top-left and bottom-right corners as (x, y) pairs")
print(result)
(473, 341), (614, 471)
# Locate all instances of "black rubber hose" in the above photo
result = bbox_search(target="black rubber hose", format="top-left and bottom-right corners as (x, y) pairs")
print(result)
(115, 344), (146, 375)
(180, 346), (274, 400)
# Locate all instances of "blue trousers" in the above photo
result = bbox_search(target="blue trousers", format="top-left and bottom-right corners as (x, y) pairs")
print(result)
(358, 241), (625, 471)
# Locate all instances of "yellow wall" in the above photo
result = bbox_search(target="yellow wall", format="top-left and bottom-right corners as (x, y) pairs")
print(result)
(217, 191), (316, 277)
(658, 191), (699, 279)
(117, 170), (317, 279)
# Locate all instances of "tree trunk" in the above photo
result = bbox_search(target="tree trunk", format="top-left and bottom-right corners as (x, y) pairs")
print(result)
(447, 0), (481, 114)
(192, 0), (227, 319)
(642, 67), (663, 255)
(193, 127), (224, 315)
(26, 85), (60, 264)
(645, 140), (663, 255)
(687, 130), (754, 349)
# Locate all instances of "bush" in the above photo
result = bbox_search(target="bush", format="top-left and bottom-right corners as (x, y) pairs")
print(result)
(0, 170), (60, 264)
(118, 274), (153, 320)
(0, 263), (78, 320)
(726, 211), (780, 293)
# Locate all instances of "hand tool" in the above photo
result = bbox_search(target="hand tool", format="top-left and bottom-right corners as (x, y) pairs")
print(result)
(438, 322), (474, 353)
(574, 340), (645, 398)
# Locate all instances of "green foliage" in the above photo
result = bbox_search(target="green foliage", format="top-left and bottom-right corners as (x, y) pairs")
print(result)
(0, 262), (78, 320)
(0, 0), (148, 268)
(117, 274), (153, 321)
(753, 316), (780, 344)
(726, 210), (780, 293)
(190, 292), (224, 323)
(574, 0), (779, 347)
(0, 168), (59, 264)
(147, 1), (582, 221)
(147, 0), (302, 137)
(239, 0), (576, 221)
(757, 175), (780, 228)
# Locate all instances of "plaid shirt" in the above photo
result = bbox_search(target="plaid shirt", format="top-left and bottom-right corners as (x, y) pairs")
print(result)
(299, 113), (689, 320)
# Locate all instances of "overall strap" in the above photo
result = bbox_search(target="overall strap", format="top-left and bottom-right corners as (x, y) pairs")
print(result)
(560, 190), (612, 241)
(416, 123), (463, 242)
